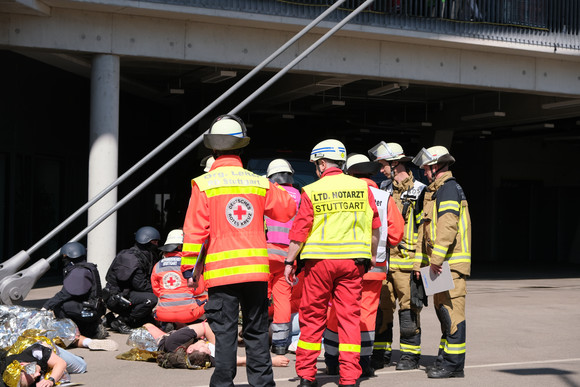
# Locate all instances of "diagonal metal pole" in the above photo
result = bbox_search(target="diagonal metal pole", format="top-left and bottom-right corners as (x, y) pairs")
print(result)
(0, 0), (348, 282)
(0, 0), (375, 304)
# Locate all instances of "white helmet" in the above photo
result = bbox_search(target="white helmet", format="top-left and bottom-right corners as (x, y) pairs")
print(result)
(368, 141), (412, 162)
(203, 114), (250, 151)
(346, 153), (380, 175)
(310, 139), (346, 163)
(267, 159), (294, 177)
(412, 145), (455, 167)
(159, 229), (184, 252)
(201, 155), (215, 172)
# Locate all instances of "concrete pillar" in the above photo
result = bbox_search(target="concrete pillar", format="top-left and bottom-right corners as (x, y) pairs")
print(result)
(87, 54), (119, 284)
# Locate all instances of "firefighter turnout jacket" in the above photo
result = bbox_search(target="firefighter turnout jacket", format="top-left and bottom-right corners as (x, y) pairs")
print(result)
(391, 175), (427, 272)
(181, 155), (296, 288)
(418, 171), (471, 275)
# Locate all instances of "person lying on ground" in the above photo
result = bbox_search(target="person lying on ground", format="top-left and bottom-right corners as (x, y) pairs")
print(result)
(143, 322), (290, 368)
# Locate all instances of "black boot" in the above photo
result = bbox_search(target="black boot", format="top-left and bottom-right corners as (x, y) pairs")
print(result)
(110, 318), (132, 334)
(396, 355), (420, 370)
(427, 366), (464, 378)
(298, 378), (318, 387)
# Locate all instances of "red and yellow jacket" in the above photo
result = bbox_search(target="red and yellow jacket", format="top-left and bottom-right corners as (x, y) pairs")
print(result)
(181, 155), (296, 288)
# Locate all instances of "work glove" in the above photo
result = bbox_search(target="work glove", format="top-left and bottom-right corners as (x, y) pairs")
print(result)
(410, 272), (428, 308)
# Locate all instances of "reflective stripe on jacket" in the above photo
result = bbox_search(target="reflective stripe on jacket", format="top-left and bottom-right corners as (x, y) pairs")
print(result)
(266, 185), (301, 246)
(151, 253), (207, 323)
(301, 173), (373, 260)
(181, 156), (296, 288)
(418, 171), (471, 276)
(390, 176), (427, 272)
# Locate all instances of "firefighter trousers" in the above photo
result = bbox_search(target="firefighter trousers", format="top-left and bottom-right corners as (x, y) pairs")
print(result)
(374, 270), (422, 361)
(433, 270), (466, 371)
(296, 259), (364, 386)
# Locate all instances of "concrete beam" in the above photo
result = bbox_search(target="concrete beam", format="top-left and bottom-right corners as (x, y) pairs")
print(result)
(1, 7), (579, 98)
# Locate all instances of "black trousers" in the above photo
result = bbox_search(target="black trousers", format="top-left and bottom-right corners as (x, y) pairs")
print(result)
(205, 282), (274, 387)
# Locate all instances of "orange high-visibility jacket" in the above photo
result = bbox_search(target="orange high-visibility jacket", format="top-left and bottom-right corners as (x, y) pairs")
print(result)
(181, 155), (296, 288)
(151, 252), (207, 323)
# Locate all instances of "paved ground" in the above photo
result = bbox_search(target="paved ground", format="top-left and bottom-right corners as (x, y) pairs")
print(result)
(20, 273), (580, 387)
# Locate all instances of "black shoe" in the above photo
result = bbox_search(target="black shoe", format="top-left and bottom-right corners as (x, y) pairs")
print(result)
(361, 365), (375, 377)
(271, 345), (287, 355)
(298, 378), (318, 387)
(110, 319), (133, 334)
(396, 357), (419, 370)
(427, 366), (465, 378)
(325, 365), (339, 375)
(103, 312), (115, 328)
(94, 323), (109, 339)
(424, 359), (442, 373)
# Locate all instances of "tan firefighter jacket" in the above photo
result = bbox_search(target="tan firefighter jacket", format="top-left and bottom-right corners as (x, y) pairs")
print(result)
(389, 174), (426, 272)
(417, 171), (471, 276)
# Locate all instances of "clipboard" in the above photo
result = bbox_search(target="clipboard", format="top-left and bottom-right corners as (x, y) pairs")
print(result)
(190, 239), (208, 290)
(420, 261), (455, 296)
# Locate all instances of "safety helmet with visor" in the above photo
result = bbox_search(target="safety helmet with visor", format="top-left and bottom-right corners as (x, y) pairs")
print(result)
(412, 145), (455, 168)
(368, 141), (412, 162)
(203, 114), (250, 151)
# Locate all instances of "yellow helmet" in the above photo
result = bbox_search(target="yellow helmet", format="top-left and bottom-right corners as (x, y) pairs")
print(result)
(310, 139), (346, 163)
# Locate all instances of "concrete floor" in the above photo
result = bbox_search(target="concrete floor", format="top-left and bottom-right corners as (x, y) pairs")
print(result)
(20, 275), (580, 387)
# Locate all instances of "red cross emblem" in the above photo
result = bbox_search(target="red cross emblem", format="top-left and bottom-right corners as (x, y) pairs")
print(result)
(163, 272), (181, 289)
(226, 197), (254, 229)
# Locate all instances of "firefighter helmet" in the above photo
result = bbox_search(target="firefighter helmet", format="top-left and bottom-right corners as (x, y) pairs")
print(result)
(310, 139), (347, 163)
(368, 141), (412, 162)
(203, 114), (250, 151)
(412, 145), (455, 167)
(60, 242), (87, 259)
(135, 226), (161, 244)
(346, 153), (381, 175)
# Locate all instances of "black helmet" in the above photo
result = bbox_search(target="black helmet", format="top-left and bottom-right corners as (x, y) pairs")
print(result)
(135, 226), (161, 244)
(60, 242), (87, 259)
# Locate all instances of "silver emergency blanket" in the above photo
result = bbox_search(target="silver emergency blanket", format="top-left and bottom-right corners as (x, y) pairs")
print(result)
(126, 326), (158, 352)
(0, 305), (78, 349)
